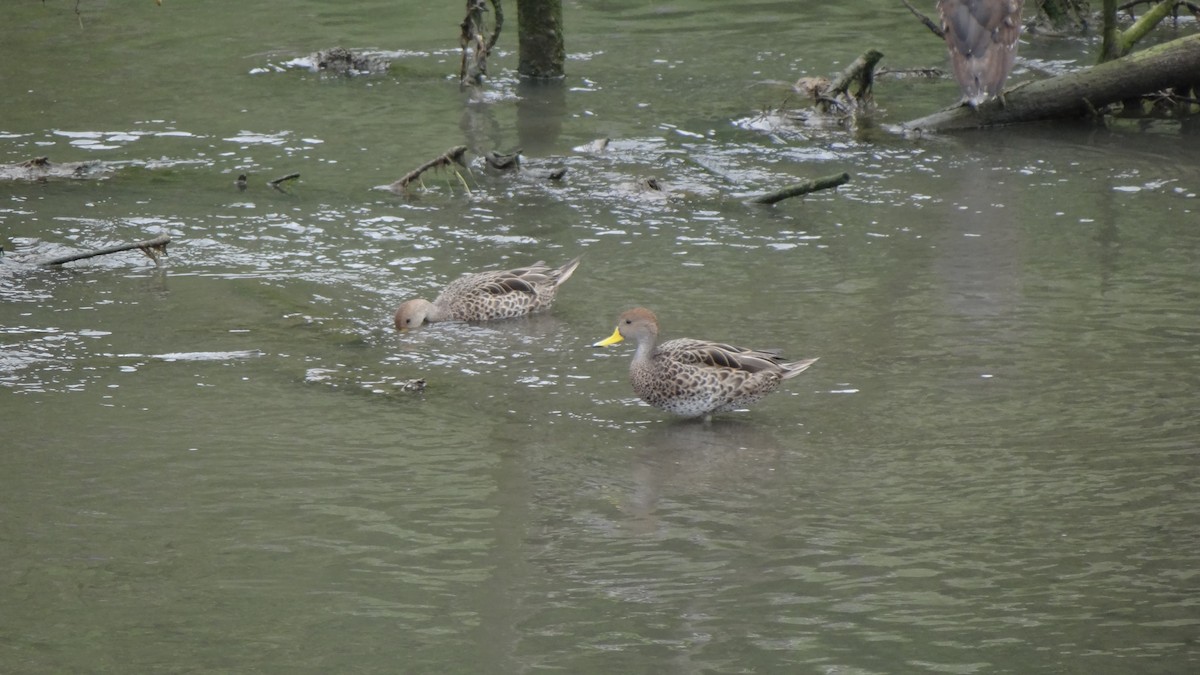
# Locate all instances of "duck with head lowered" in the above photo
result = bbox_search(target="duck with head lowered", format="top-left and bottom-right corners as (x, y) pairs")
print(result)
(394, 256), (582, 330)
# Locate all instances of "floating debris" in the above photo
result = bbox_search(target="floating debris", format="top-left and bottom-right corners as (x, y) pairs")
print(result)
(484, 149), (522, 171)
(396, 378), (427, 393)
(0, 156), (111, 182)
(268, 172), (301, 191)
(308, 47), (391, 75)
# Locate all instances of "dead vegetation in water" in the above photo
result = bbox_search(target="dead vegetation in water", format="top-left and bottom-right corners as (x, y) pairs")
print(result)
(388, 146), (472, 193)
(459, 0), (504, 87)
(309, 47), (391, 75)
(0, 156), (112, 182)
(381, 140), (847, 206)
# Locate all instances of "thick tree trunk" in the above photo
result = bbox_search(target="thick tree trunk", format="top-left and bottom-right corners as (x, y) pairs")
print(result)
(1099, 0), (1122, 63)
(901, 33), (1200, 132)
(517, 0), (565, 79)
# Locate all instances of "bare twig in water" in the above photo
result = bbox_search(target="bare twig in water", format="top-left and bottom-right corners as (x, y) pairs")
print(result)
(486, 0), (504, 52)
(390, 146), (469, 191)
(902, 0), (945, 39)
(876, 67), (944, 80)
(269, 172), (301, 191)
(747, 172), (851, 205)
(41, 234), (171, 267)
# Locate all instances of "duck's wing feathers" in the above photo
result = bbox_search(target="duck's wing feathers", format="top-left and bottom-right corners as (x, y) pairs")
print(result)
(483, 261), (560, 294)
(939, 0), (1022, 56)
(663, 339), (790, 374)
(479, 274), (538, 296)
(504, 261), (549, 277)
(937, 0), (1023, 101)
(456, 257), (581, 297)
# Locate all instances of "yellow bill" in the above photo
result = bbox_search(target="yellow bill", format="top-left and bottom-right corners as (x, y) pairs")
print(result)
(592, 327), (624, 347)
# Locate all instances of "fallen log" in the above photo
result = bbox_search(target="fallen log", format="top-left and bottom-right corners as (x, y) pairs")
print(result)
(901, 33), (1200, 132)
(41, 234), (170, 267)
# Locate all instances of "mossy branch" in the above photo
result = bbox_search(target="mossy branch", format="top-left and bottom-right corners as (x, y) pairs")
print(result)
(747, 172), (851, 205)
(821, 50), (884, 107)
(1118, 0), (1179, 57)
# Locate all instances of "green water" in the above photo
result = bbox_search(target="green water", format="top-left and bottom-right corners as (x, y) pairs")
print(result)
(2, 1), (1198, 673)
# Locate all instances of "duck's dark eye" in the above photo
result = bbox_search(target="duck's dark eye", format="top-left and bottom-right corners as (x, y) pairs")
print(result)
(406, 318), (413, 325)
(624, 319), (632, 325)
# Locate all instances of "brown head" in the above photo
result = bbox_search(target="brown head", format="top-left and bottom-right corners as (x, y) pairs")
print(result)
(592, 307), (660, 347)
(394, 299), (434, 331)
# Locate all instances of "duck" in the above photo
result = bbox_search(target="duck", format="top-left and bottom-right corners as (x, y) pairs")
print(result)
(394, 256), (581, 330)
(592, 307), (818, 419)
(937, 0), (1024, 107)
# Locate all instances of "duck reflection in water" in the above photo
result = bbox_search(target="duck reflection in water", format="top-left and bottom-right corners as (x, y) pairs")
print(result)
(622, 420), (794, 532)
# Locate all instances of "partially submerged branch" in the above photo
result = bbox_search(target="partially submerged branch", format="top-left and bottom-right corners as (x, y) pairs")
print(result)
(815, 49), (884, 114)
(269, 172), (301, 191)
(460, 0), (503, 86)
(901, 0), (944, 39)
(41, 234), (170, 267)
(389, 146), (469, 191)
(486, 0), (504, 53)
(747, 172), (851, 205)
(826, 50), (885, 98)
